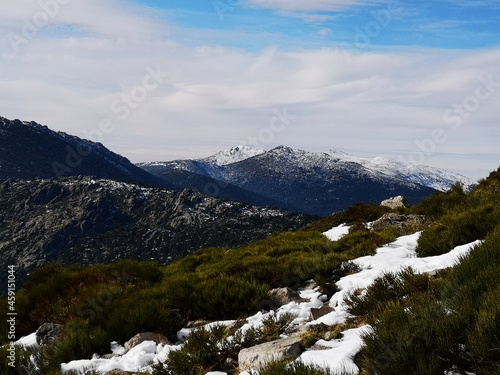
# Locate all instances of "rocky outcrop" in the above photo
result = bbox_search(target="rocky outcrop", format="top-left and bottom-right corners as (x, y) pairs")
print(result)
(0, 177), (313, 295)
(268, 287), (305, 307)
(371, 213), (427, 235)
(310, 304), (334, 321)
(124, 332), (169, 352)
(380, 195), (407, 209)
(36, 323), (62, 346)
(238, 336), (303, 370)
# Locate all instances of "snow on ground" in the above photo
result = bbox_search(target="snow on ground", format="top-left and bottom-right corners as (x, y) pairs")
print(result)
(15, 332), (38, 347)
(323, 224), (350, 241)
(61, 341), (182, 373)
(299, 326), (368, 374)
(16, 227), (480, 375)
(318, 233), (482, 327)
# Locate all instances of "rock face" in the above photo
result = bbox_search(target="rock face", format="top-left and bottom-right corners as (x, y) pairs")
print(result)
(380, 195), (408, 209)
(124, 332), (169, 352)
(371, 213), (427, 235)
(36, 323), (62, 346)
(238, 336), (303, 370)
(0, 177), (313, 295)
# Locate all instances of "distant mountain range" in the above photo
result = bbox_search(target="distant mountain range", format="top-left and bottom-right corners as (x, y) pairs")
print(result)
(139, 146), (474, 216)
(0, 116), (474, 217)
(0, 115), (477, 292)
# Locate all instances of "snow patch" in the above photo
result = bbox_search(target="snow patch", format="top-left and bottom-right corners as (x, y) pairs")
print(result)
(323, 223), (350, 241)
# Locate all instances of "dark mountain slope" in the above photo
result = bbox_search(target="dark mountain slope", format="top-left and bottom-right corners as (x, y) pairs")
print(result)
(0, 116), (170, 188)
(0, 177), (313, 295)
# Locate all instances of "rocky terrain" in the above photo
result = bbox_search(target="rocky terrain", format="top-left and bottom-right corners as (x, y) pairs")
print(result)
(0, 177), (313, 295)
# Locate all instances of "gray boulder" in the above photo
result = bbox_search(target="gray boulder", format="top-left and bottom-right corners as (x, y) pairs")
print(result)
(238, 336), (303, 370)
(36, 323), (62, 346)
(380, 195), (408, 209)
(124, 332), (169, 352)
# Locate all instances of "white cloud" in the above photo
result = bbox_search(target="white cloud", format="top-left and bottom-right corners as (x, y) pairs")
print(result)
(245, 0), (384, 12)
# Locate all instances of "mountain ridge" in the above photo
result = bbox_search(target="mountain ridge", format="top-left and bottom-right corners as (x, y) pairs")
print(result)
(0, 116), (171, 189)
(139, 145), (470, 216)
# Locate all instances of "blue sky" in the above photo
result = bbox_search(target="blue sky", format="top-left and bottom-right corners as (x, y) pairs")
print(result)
(1, 0), (500, 180)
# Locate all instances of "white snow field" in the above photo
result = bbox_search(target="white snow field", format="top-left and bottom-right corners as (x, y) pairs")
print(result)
(15, 225), (481, 374)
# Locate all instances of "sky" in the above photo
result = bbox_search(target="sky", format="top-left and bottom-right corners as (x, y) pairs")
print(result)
(1, 0), (500, 180)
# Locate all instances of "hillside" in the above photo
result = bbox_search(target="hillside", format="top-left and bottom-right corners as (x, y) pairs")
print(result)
(0, 116), (170, 188)
(3, 167), (498, 374)
(0, 176), (312, 295)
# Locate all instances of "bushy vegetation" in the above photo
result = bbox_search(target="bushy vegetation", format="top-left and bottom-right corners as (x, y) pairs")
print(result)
(257, 360), (341, 375)
(0, 215), (398, 371)
(412, 172), (500, 256)
(349, 226), (500, 374)
(345, 169), (500, 374)
(152, 313), (296, 375)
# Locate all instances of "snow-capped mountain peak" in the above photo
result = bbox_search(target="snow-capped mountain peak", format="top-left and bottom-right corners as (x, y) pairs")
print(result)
(326, 149), (475, 192)
(204, 145), (265, 166)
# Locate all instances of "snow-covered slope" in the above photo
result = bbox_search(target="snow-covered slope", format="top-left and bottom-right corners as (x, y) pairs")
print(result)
(328, 150), (475, 191)
(30, 227), (479, 374)
(202, 145), (265, 166)
(140, 145), (447, 216)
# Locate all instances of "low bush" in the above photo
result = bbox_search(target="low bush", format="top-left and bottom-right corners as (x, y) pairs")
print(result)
(257, 360), (340, 375)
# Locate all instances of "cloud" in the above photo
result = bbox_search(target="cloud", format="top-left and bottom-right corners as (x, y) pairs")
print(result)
(0, 0), (499, 180)
(245, 0), (384, 12)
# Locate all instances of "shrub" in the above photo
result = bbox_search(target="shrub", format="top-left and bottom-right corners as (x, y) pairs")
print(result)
(258, 360), (339, 375)
(303, 202), (391, 233)
(38, 319), (110, 373)
(358, 298), (467, 375)
(416, 203), (499, 257)
(163, 325), (235, 375)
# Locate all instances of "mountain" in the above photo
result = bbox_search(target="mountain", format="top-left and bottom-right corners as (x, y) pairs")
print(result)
(327, 150), (475, 192)
(0, 116), (170, 188)
(0, 176), (313, 294)
(139, 146), (468, 216)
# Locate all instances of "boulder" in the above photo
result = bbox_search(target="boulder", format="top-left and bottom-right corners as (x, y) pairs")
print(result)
(310, 304), (334, 321)
(268, 287), (304, 307)
(124, 332), (169, 352)
(371, 213), (427, 235)
(36, 323), (62, 346)
(238, 336), (303, 370)
(380, 195), (407, 209)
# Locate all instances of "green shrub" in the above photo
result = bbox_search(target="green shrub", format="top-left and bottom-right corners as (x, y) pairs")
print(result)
(105, 289), (179, 343)
(38, 319), (110, 373)
(358, 298), (467, 375)
(303, 202), (391, 233)
(258, 360), (339, 375)
(162, 325), (237, 375)
(416, 203), (499, 257)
